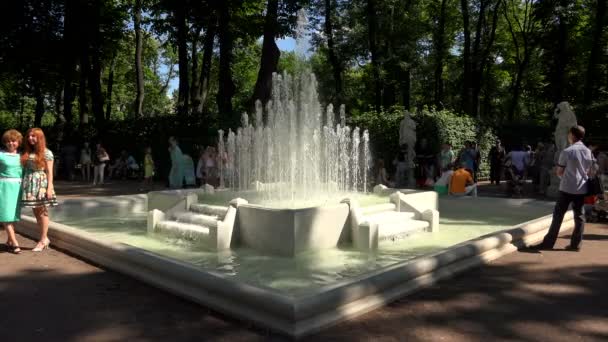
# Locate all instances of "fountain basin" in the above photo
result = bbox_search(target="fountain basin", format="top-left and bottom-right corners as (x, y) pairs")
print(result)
(15, 205), (574, 338)
(237, 203), (350, 256)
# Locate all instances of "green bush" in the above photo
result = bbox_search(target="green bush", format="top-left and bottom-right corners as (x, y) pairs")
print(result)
(350, 106), (497, 179)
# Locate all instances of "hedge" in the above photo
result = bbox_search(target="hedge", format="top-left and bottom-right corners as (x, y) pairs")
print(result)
(350, 106), (497, 179)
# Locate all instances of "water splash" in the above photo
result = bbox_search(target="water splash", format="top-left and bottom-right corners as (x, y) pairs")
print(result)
(219, 72), (371, 206)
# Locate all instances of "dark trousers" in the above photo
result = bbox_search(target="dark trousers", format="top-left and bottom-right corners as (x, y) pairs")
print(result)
(541, 191), (585, 248)
(490, 163), (501, 184)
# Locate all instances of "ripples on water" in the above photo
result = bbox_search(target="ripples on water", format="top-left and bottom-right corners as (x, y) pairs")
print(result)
(54, 198), (554, 296)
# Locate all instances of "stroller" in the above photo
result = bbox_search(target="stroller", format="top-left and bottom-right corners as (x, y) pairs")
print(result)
(586, 198), (608, 223)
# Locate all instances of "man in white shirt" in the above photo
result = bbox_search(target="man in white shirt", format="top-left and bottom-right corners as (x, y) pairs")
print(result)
(531, 126), (594, 251)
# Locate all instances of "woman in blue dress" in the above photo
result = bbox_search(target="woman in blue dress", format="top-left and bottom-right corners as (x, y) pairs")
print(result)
(21, 128), (58, 252)
(0, 130), (24, 254)
(168, 136), (185, 188)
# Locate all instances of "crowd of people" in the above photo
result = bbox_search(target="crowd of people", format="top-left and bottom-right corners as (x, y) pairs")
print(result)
(55, 136), (231, 190)
(375, 139), (482, 197)
(375, 136), (607, 200)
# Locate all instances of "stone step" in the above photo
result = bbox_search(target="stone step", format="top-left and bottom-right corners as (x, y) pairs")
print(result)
(365, 211), (416, 224)
(189, 203), (229, 218)
(173, 212), (219, 228)
(377, 219), (430, 242)
(360, 203), (397, 215)
(155, 221), (211, 242)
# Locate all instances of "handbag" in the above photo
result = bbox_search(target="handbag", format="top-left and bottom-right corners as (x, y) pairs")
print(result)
(586, 175), (604, 196)
(99, 152), (110, 162)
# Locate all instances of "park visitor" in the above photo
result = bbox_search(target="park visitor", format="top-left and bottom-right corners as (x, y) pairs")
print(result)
(93, 143), (109, 186)
(1, 129), (24, 254)
(438, 143), (455, 175)
(531, 126), (594, 251)
(21, 128), (58, 252)
(142, 147), (154, 189)
(80, 141), (92, 181)
(488, 139), (505, 185)
(168, 136), (185, 188)
(449, 162), (477, 197)
(375, 159), (392, 187)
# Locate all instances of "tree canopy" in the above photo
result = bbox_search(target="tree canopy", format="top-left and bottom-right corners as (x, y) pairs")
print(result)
(0, 0), (606, 143)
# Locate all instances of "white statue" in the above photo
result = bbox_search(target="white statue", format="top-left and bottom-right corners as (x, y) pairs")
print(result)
(547, 101), (578, 197)
(553, 101), (577, 155)
(399, 111), (417, 147)
(398, 111), (417, 186)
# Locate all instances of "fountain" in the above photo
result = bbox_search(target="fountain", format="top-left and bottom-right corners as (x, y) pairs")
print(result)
(11, 53), (577, 338)
(147, 71), (439, 256)
(220, 72), (370, 203)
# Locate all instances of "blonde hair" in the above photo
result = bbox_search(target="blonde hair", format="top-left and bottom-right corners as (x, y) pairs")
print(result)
(2, 129), (23, 145)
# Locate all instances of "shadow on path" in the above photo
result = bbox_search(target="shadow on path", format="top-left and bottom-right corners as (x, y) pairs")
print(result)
(1, 225), (607, 341)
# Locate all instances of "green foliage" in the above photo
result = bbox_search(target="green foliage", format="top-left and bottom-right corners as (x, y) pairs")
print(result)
(351, 106), (497, 178)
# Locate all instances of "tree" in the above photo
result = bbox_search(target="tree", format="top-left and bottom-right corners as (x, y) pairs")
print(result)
(460, 0), (502, 117)
(217, 0), (236, 120)
(583, 0), (607, 108)
(367, 0), (382, 112)
(251, 0), (281, 106)
(432, 0), (450, 108)
(134, 0), (145, 117)
(502, 0), (541, 120)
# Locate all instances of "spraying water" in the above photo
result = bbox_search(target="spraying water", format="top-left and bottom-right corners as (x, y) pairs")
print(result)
(218, 72), (370, 206)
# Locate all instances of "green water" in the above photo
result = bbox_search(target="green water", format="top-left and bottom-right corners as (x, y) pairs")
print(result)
(53, 196), (554, 297)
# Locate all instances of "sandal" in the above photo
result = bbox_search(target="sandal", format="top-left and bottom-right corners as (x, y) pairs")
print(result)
(32, 238), (50, 252)
(6, 241), (21, 254)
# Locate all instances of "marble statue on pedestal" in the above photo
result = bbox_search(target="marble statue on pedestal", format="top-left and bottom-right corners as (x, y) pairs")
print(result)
(398, 111), (417, 187)
(553, 101), (577, 163)
(547, 101), (577, 198)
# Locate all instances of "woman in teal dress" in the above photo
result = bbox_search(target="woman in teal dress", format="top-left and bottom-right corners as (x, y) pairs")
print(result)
(21, 128), (58, 252)
(168, 136), (185, 188)
(0, 129), (24, 254)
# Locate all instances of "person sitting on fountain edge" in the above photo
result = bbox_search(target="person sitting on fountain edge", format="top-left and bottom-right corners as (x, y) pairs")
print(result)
(449, 162), (478, 197)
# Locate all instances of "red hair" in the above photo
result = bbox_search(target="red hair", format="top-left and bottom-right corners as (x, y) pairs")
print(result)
(21, 128), (47, 169)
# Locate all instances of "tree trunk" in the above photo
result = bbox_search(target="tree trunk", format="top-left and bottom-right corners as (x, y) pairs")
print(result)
(87, 0), (105, 129)
(134, 0), (145, 118)
(62, 0), (76, 130)
(251, 0), (280, 107)
(34, 82), (45, 127)
(78, 50), (89, 127)
(196, 22), (216, 116)
(401, 68), (411, 110)
(472, 0), (500, 119)
(89, 49), (105, 128)
(217, 0), (236, 122)
(55, 87), (64, 122)
(433, 0), (448, 109)
(106, 53), (116, 120)
(460, 0), (472, 115)
(190, 25), (203, 112)
(55, 87), (66, 143)
(367, 0), (382, 112)
(175, 4), (190, 116)
(552, 3), (569, 106)
(325, 0), (342, 102)
(583, 0), (607, 107)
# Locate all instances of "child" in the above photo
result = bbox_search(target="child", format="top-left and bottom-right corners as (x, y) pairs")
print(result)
(142, 147), (154, 190)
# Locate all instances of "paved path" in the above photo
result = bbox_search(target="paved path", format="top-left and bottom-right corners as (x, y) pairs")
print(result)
(1, 182), (607, 341)
(2, 226), (607, 341)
